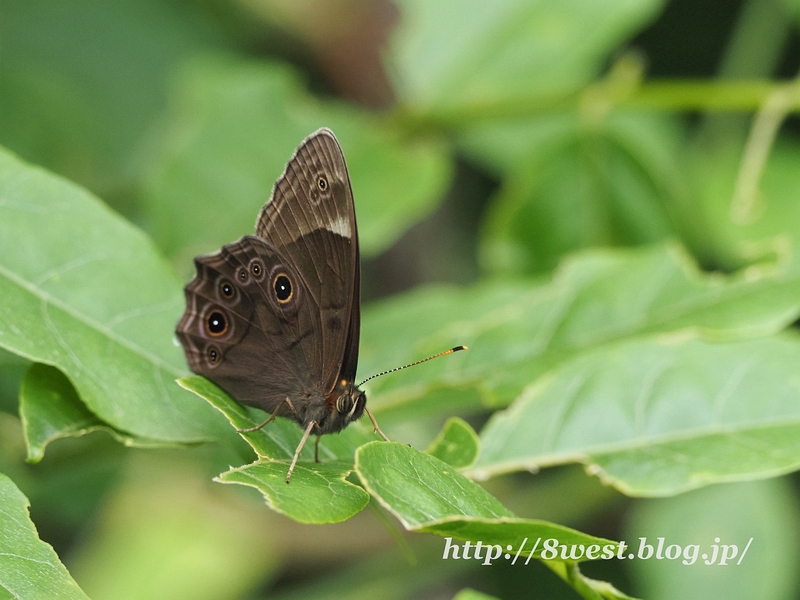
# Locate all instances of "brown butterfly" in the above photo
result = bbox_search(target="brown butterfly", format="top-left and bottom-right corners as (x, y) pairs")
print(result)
(176, 128), (464, 482)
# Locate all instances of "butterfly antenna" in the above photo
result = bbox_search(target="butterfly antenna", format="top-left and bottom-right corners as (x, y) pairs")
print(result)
(357, 345), (468, 387)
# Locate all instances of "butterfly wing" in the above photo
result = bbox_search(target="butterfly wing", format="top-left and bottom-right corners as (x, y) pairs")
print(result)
(176, 236), (323, 422)
(176, 128), (360, 427)
(255, 128), (360, 396)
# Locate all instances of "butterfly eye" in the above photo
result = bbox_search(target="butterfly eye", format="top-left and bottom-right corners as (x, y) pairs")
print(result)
(317, 175), (328, 191)
(336, 396), (351, 414)
(205, 311), (228, 336)
(251, 261), (263, 277)
(220, 281), (234, 299)
(207, 346), (221, 364)
(273, 273), (293, 304)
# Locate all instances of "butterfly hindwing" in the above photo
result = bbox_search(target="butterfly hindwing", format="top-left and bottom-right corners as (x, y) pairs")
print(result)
(176, 235), (321, 419)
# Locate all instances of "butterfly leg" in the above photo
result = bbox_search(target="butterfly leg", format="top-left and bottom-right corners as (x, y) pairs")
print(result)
(314, 435), (321, 463)
(364, 407), (390, 442)
(237, 397), (294, 433)
(287, 420), (318, 484)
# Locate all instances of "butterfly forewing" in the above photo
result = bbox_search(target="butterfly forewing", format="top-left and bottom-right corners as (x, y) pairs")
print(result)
(255, 128), (360, 397)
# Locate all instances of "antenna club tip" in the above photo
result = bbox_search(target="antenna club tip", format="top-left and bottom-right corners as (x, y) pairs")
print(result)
(358, 344), (467, 387)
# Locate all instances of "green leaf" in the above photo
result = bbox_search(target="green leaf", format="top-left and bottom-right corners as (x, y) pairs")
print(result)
(355, 442), (615, 562)
(0, 472), (89, 599)
(179, 375), (374, 524)
(19, 363), (131, 463)
(453, 589), (501, 600)
(425, 417), (480, 468)
(217, 461), (370, 524)
(389, 0), (664, 112)
(178, 376), (375, 463)
(475, 113), (683, 275)
(546, 561), (640, 600)
(472, 334), (800, 496)
(178, 375), (294, 460)
(359, 244), (800, 417)
(141, 57), (452, 272)
(0, 146), (226, 445)
(358, 441), (513, 526)
(625, 479), (800, 600)
(0, 347), (28, 414)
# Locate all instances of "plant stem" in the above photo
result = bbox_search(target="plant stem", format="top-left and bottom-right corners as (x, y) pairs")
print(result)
(386, 79), (792, 131)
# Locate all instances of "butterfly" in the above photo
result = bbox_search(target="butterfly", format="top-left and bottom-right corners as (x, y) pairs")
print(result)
(176, 128), (464, 482)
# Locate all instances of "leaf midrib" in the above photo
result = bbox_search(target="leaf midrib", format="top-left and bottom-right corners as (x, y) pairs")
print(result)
(473, 414), (800, 474)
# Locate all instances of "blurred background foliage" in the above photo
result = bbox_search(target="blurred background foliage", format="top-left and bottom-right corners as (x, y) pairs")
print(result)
(3, 0), (800, 598)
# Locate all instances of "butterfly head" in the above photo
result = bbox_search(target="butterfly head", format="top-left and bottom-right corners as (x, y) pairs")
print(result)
(323, 378), (365, 433)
